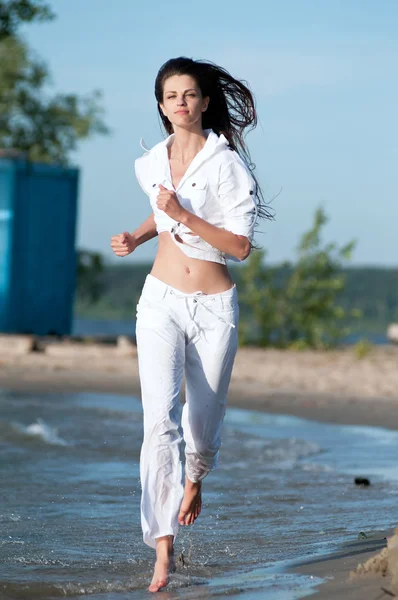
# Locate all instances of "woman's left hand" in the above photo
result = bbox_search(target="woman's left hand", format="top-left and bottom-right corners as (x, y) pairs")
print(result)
(156, 185), (186, 222)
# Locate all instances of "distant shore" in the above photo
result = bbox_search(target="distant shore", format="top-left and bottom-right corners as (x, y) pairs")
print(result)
(1, 343), (398, 597)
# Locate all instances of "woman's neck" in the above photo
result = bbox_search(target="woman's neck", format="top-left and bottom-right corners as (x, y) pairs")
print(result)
(169, 126), (208, 164)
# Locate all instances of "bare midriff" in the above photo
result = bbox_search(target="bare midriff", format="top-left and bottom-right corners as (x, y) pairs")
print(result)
(150, 232), (234, 294)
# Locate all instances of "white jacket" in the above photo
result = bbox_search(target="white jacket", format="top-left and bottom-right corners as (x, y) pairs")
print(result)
(134, 129), (257, 264)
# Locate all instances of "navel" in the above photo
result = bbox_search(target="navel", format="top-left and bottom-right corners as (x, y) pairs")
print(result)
(185, 266), (191, 275)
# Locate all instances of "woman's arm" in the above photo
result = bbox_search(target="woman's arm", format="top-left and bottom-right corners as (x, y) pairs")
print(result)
(131, 212), (158, 247)
(156, 185), (250, 261)
(179, 211), (250, 261)
(111, 213), (157, 257)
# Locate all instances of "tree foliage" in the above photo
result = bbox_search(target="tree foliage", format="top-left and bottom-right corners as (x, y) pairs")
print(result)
(76, 249), (105, 305)
(238, 208), (361, 348)
(0, 0), (54, 38)
(0, 0), (109, 163)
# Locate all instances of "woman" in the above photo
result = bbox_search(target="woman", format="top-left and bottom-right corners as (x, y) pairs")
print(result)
(111, 57), (271, 593)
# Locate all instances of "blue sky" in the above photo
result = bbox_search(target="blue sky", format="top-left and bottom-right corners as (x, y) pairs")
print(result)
(22, 0), (398, 266)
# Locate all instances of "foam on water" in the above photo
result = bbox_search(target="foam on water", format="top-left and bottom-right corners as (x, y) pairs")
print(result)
(0, 417), (70, 446)
(16, 418), (68, 446)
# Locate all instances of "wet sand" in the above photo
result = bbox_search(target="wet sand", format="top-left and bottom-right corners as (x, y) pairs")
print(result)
(292, 528), (398, 599)
(1, 343), (398, 597)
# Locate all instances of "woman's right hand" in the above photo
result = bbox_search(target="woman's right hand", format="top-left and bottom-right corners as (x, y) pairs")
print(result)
(110, 231), (137, 257)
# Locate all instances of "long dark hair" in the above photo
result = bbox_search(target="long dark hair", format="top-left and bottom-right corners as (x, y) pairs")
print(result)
(154, 56), (273, 221)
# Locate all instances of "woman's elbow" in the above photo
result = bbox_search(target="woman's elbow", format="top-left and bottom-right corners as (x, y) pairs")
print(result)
(236, 237), (251, 261)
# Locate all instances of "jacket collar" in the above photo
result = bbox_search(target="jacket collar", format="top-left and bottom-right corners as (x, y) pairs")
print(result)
(141, 128), (226, 155)
(146, 129), (229, 190)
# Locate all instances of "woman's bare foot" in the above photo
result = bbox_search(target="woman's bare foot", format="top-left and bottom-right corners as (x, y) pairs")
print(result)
(148, 535), (174, 593)
(178, 476), (202, 526)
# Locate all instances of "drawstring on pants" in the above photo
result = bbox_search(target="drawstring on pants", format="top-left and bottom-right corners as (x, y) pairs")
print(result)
(168, 289), (236, 329)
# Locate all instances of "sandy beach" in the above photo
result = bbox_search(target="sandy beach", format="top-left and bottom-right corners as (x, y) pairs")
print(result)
(1, 341), (398, 598)
(2, 342), (398, 429)
(292, 527), (398, 599)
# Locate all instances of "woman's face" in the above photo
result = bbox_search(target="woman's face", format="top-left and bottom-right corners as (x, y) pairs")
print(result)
(160, 74), (209, 130)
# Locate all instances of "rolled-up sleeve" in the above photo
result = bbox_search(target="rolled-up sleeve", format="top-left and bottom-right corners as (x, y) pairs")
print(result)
(218, 158), (257, 242)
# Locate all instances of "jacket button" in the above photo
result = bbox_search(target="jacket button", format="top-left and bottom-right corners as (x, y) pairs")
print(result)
(192, 182), (196, 187)
(152, 183), (156, 187)
(249, 190), (254, 195)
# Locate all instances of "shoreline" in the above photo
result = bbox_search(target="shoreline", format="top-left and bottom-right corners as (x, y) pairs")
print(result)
(1, 352), (398, 431)
(1, 347), (398, 598)
(291, 528), (397, 599)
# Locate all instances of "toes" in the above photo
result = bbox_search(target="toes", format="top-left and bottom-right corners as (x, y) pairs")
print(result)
(178, 490), (202, 527)
(148, 578), (169, 593)
(180, 511), (191, 526)
(179, 502), (201, 526)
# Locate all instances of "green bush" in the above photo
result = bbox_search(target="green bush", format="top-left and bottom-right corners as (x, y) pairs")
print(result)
(238, 208), (361, 349)
(354, 339), (373, 359)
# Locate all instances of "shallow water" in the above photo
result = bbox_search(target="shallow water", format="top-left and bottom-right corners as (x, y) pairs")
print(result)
(1, 389), (398, 599)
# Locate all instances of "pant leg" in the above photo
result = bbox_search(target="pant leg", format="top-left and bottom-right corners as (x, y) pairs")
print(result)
(136, 296), (185, 548)
(182, 298), (239, 483)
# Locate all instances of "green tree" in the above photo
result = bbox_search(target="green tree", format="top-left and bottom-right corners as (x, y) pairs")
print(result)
(0, 0), (54, 37)
(76, 249), (105, 305)
(239, 207), (360, 348)
(0, 0), (109, 163)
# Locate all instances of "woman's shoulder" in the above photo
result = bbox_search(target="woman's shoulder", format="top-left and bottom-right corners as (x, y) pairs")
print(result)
(212, 139), (250, 171)
(135, 136), (168, 164)
(134, 137), (167, 195)
(134, 145), (152, 189)
(134, 136), (170, 190)
(216, 147), (254, 185)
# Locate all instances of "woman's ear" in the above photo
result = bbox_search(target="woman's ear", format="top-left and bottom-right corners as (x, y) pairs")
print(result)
(202, 96), (210, 112)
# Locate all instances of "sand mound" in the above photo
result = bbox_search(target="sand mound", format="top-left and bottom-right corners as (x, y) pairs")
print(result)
(390, 530), (398, 595)
(351, 546), (389, 578)
(351, 529), (398, 595)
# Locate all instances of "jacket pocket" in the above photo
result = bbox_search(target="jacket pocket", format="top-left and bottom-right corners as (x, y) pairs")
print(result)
(180, 176), (208, 211)
(148, 179), (170, 209)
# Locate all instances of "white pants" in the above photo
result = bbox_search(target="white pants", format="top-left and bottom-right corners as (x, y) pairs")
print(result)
(136, 274), (239, 548)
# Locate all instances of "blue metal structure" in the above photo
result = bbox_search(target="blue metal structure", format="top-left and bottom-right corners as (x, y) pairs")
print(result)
(0, 155), (79, 335)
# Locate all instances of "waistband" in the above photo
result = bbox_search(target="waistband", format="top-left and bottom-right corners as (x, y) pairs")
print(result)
(142, 274), (238, 310)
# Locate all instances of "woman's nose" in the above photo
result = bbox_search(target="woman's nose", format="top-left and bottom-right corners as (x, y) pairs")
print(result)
(177, 97), (187, 106)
